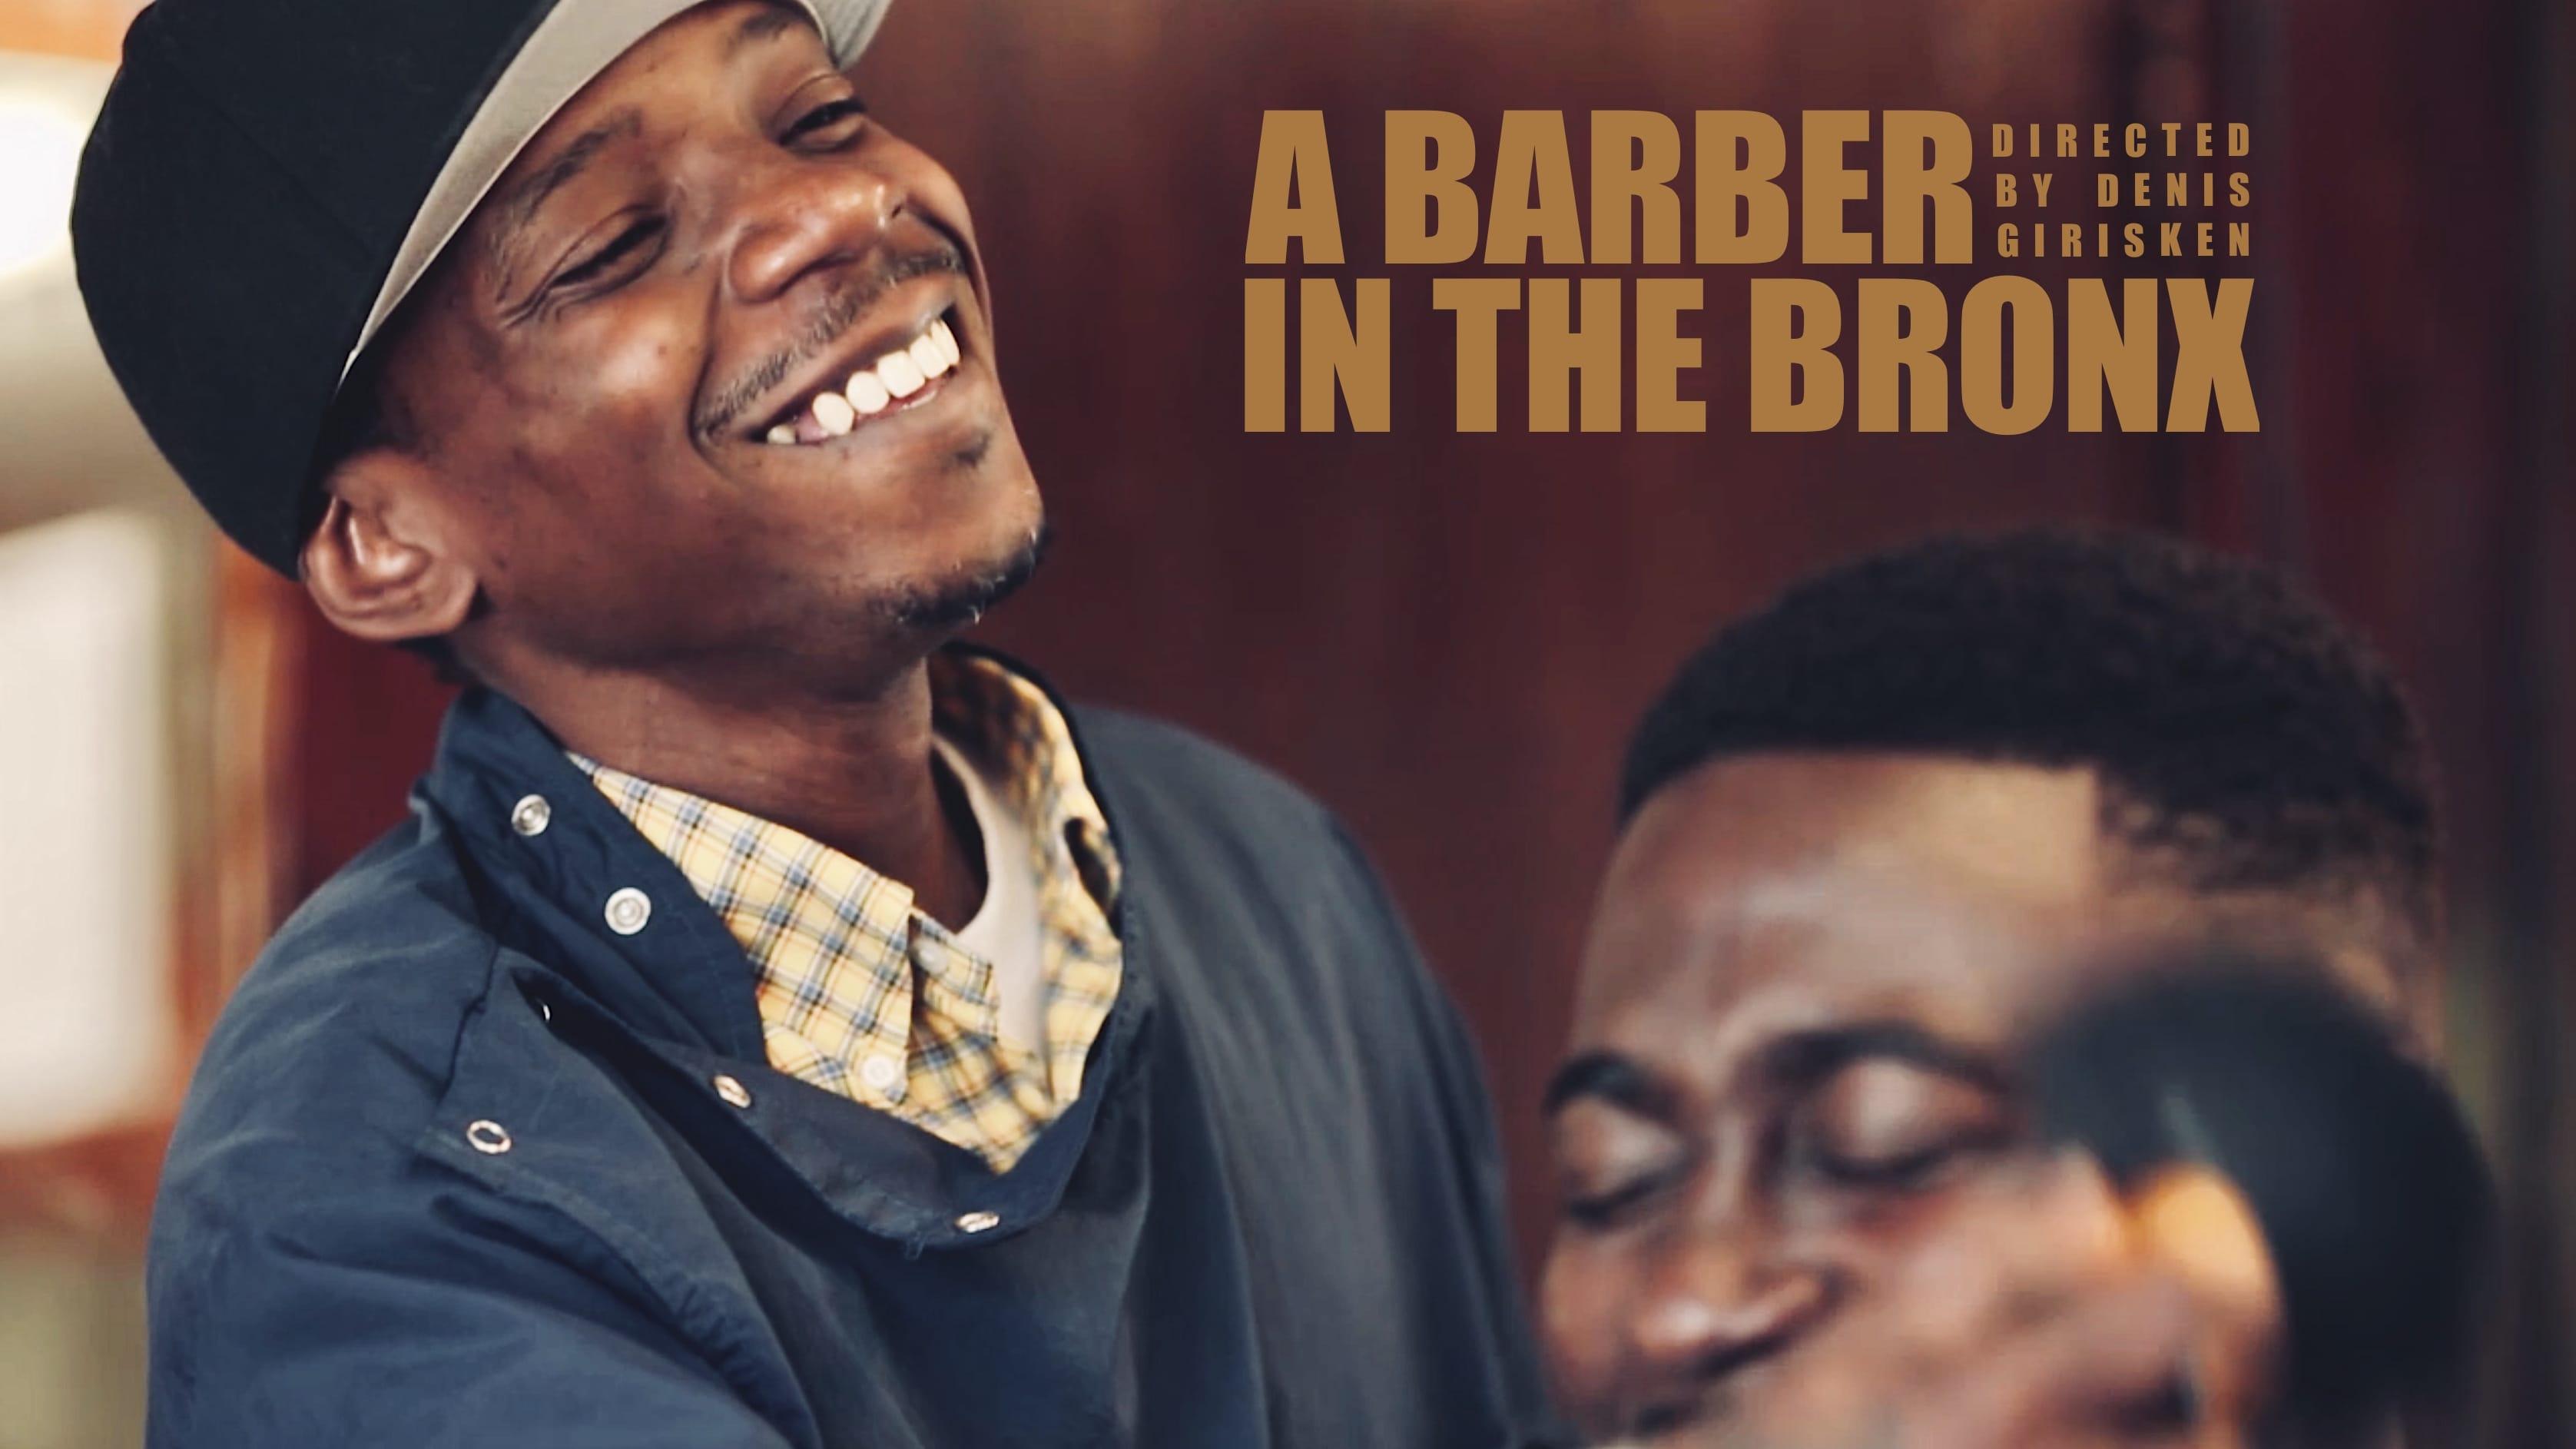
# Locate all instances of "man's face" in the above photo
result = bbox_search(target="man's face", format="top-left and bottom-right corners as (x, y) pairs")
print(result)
(1537, 752), (2405, 1445)
(367, 1), (1040, 683)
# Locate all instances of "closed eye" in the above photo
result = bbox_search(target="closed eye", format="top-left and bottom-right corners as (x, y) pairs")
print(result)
(1563, 1160), (1690, 1230)
(1801, 1123), (2016, 1192)
(785, 95), (868, 144)
(552, 217), (665, 292)
(1777, 1053), (2020, 1197)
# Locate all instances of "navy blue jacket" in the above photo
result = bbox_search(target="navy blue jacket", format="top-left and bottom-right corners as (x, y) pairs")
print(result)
(146, 667), (1557, 1447)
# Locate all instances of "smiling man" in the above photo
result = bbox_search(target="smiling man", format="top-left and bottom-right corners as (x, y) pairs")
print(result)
(1539, 529), (2447, 1447)
(70, 2), (1550, 1445)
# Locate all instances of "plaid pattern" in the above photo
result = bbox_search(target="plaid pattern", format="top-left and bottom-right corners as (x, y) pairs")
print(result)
(573, 654), (1122, 1172)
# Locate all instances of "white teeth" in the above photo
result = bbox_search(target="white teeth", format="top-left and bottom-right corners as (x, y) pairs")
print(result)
(909, 333), (950, 379)
(770, 317), (958, 444)
(879, 349), (925, 398)
(847, 370), (890, 414)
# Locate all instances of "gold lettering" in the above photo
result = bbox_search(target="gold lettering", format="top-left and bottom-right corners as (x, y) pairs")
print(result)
(1245, 111), (1344, 264)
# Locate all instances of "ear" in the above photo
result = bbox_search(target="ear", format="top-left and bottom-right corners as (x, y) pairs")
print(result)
(300, 450), (479, 645)
(2365, 940), (2448, 1063)
(2311, 928), (2445, 1066)
(2323, 884), (2448, 1062)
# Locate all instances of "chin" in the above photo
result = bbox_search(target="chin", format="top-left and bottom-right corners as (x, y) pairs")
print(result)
(879, 497), (1048, 635)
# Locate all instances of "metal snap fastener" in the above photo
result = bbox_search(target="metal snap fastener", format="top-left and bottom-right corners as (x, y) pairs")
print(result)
(955, 1211), (1000, 1234)
(509, 794), (552, 837)
(711, 1073), (752, 1109)
(603, 887), (651, 935)
(465, 1119), (512, 1155)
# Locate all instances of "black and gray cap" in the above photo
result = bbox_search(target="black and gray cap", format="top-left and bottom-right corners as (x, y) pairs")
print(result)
(71, 0), (892, 575)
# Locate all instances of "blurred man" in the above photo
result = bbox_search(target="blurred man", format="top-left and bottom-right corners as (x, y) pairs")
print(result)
(1540, 529), (2445, 1447)
(71, 2), (1549, 1444)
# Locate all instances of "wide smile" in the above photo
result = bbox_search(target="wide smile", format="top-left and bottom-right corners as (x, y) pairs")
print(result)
(753, 303), (967, 447)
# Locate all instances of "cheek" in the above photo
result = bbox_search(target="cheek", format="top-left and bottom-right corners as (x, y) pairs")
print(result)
(589, 308), (695, 416)
(1537, 1242), (1635, 1401)
(1808, 1161), (2061, 1340)
(456, 308), (714, 595)
(504, 296), (704, 477)
(871, 133), (980, 247)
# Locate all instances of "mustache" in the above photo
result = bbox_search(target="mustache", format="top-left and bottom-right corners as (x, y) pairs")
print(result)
(693, 240), (970, 438)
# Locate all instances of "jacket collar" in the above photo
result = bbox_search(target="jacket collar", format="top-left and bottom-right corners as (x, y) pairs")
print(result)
(421, 682), (771, 1059)
(411, 648), (1156, 1238)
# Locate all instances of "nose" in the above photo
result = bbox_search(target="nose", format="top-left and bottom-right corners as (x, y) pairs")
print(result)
(1627, 1220), (1836, 1391)
(723, 151), (905, 306)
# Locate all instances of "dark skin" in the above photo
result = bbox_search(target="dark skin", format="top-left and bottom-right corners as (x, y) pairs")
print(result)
(1541, 752), (2423, 1448)
(302, 1), (1038, 926)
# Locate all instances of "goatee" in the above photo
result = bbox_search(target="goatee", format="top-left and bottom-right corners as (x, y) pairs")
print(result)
(883, 521), (1050, 634)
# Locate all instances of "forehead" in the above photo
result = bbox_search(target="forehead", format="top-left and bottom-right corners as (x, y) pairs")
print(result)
(544, 0), (820, 126)
(1576, 753), (2117, 1059)
(469, 4), (827, 240)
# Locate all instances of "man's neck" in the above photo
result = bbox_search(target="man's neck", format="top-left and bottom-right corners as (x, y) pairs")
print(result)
(499, 652), (985, 928)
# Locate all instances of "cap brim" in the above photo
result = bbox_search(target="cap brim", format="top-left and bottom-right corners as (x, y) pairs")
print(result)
(343, 0), (890, 379)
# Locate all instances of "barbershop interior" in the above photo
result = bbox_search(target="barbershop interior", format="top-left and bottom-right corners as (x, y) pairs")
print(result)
(1, 0), (2568, 1443)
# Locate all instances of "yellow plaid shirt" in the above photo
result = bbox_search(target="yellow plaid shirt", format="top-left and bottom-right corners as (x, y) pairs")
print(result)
(574, 654), (1122, 1172)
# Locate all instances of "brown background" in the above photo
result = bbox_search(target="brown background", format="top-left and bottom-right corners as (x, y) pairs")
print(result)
(12, 0), (2570, 1441)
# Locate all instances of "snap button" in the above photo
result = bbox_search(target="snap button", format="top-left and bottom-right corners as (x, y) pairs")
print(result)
(711, 1073), (752, 1109)
(955, 1211), (1000, 1234)
(603, 887), (651, 935)
(465, 1119), (512, 1155)
(859, 1053), (903, 1095)
(509, 794), (552, 837)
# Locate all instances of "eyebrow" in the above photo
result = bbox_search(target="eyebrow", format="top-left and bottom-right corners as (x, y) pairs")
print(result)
(1543, 1051), (1676, 1118)
(726, 3), (815, 59)
(486, 107), (645, 303)
(1542, 1020), (2007, 1119)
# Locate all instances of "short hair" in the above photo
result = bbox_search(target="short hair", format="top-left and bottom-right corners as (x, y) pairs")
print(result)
(1622, 527), (2439, 933)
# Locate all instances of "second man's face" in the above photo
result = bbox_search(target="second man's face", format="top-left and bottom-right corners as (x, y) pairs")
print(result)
(1537, 751), (2399, 1447)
